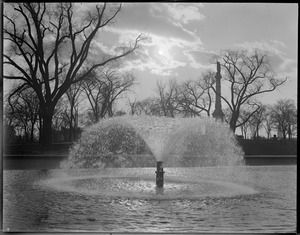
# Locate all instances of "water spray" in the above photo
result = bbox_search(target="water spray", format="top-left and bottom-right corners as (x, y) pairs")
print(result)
(156, 161), (165, 187)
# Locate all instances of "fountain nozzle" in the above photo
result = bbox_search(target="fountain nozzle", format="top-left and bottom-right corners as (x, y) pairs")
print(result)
(156, 161), (165, 187)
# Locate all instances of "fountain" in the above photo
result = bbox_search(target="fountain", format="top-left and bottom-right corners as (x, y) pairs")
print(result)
(60, 115), (244, 170)
(155, 161), (164, 187)
(3, 115), (296, 232)
(57, 115), (246, 197)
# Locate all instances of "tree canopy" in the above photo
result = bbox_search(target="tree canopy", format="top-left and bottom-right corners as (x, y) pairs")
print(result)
(212, 49), (287, 132)
(3, 3), (144, 148)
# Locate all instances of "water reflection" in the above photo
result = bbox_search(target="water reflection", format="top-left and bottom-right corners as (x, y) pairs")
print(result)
(155, 187), (164, 196)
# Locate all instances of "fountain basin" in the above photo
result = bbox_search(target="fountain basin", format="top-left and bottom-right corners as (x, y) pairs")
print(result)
(40, 170), (257, 200)
(3, 166), (296, 233)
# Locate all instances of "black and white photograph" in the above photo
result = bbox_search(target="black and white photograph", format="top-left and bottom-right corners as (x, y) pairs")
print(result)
(2, 2), (297, 234)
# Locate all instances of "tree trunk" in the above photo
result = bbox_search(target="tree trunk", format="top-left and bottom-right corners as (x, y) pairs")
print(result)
(288, 125), (292, 140)
(282, 129), (287, 141)
(256, 124), (259, 139)
(229, 110), (240, 133)
(73, 108), (78, 140)
(39, 113), (43, 144)
(25, 126), (29, 142)
(40, 105), (55, 151)
(229, 116), (237, 133)
(229, 123), (236, 133)
(267, 128), (271, 139)
(69, 102), (75, 141)
(30, 124), (35, 142)
(69, 112), (73, 142)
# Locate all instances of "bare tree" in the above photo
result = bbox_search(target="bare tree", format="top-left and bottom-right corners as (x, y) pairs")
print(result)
(81, 66), (136, 123)
(127, 98), (137, 115)
(248, 104), (267, 139)
(212, 49), (287, 133)
(128, 97), (160, 116)
(237, 109), (253, 139)
(177, 71), (214, 117)
(271, 99), (297, 140)
(6, 84), (40, 142)
(51, 98), (69, 141)
(130, 73), (214, 118)
(65, 82), (83, 141)
(3, 3), (144, 149)
(155, 79), (182, 117)
(50, 84), (83, 141)
(261, 105), (276, 139)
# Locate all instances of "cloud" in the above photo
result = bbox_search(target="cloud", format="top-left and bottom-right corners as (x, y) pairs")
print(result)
(235, 40), (285, 56)
(112, 3), (204, 44)
(151, 3), (205, 25)
(119, 40), (188, 77)
(166, 3), (205, 24)
(234, 40), (296, 75)
(76, 3), (208, 76)
(100, 25), (205, 76)
(183, 50), (218, 69)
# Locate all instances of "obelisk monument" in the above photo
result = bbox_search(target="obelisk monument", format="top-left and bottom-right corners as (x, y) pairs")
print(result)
(212, 61), (225, 121)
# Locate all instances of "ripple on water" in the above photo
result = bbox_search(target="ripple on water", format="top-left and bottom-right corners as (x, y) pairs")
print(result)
(4, 166), (296, 232)
(39, 173), (258, 200)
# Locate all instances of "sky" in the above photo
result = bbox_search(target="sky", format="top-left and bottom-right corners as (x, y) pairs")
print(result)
(88, 2), (298, 108)
(3, 3), (298, 110)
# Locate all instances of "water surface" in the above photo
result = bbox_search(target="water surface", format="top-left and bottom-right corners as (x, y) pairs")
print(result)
(3, 166), (296, 233)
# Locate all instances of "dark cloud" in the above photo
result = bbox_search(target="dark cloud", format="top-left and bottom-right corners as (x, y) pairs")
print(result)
(113, 3), (200, 43)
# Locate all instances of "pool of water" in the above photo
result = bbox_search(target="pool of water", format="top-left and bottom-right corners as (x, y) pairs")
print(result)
(3, 166), (296, 233)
